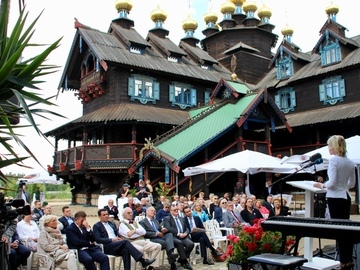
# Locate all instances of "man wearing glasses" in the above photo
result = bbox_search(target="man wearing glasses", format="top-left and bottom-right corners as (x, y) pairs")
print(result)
(119, 207), (161, 270)
(163, 205), (194, 270)
(139, 207), (179, 270)
(214, 198), (228, 227)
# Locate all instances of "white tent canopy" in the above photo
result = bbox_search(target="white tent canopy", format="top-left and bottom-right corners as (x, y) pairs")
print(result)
(182, 149), (303, 177)
(281, 135), (360, 171)
(18, 171), (63, 185)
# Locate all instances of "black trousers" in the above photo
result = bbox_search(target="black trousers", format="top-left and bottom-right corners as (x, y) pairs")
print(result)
(191, 231), (216, 259)
(104, 239), (142, 270)
(327, 195), (353, 263)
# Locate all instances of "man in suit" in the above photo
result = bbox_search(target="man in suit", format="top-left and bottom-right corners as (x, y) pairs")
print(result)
(162, 204), (194, 270)
(66, 210), (110, 270)
(58, 205), (74, 234)
(119, 207), (161, 270)
(93, 209), (155, 270)
(262, 176), (278, 199)
(17, 183), (31, 204)
(8, 231), (31, 270)
(103, 199), (120, 229)
(139, 206), (179, 270)
(183, 206), (222, 265)
(223, 201), (246, 233)
(214, 197), (228, 227)
(32, 200), (44, 223)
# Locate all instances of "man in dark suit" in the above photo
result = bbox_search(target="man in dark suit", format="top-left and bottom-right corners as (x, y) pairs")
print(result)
(92, 209), (155, 270)
(58, 205), (74, 234)
(66, 211), (110, 270)
(32, 200), (44, 223)
(262, 177), (278, 199)
(183, 206), (222, 265)
(162, 204), (194, 270)
(139, 206), (179, 270)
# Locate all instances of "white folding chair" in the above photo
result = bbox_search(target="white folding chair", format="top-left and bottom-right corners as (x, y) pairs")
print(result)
(204, 220), (229, 252)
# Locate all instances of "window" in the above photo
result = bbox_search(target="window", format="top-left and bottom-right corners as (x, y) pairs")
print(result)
(128, 76), (160, 104)
(319, 76), (345, 105)
(274, 87), (296, 114)
(276, 48), (293, 80)
(320, 32), (341, 66)
(204, 90), (211, 105)
(169, 84), (197, 109)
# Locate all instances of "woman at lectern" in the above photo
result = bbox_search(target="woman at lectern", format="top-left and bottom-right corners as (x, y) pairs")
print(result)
(314, 135), (356, 270)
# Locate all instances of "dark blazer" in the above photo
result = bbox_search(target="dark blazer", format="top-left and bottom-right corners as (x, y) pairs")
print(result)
(162, 215), (190, 236)
(104, 205), (119, 220)
(213, 206), (223, 225)
(139, 218), (163, 239)
(184, 215), (204, 231)
(92, 221), (119, 246)
(32, 208), (44, 222)
(58, 216), (74, 234)
(66, 222), (96, 250)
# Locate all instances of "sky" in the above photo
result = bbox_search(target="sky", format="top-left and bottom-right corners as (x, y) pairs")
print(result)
(3, 0), (360, 176)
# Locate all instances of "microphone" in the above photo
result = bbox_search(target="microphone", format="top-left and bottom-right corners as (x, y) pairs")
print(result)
(301, 153), (322, 164)
(303, 158), (323, 169)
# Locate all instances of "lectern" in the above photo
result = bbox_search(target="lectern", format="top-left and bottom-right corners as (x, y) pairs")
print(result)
(287, 181), (339, 270)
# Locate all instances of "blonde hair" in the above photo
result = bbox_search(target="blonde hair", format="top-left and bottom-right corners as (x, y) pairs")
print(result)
(44, 214), (58, 226)
(327, 135), (347, 157)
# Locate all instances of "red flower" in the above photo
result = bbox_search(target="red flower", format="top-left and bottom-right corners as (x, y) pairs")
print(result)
(248, 242), (258, 252)
(262, 243), (272, 252)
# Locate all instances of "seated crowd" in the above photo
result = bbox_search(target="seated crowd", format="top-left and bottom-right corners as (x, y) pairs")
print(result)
(3, 180), (288, 270)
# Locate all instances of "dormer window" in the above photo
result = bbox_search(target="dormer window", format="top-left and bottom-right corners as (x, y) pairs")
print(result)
(128, 76), (160, 104)
(130, 46), (142, 55)
(80, 53), (96, 78)
(169, 83), (197, 109)
(274, 87), (296, 114)
(320, 37), (341, 66)
(319, 76), (345, 105)
(276, 48), (293, 80)
(201, 64), (209, 70)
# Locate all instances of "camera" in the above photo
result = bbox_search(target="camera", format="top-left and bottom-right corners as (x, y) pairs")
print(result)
(0, 192), (31, 224)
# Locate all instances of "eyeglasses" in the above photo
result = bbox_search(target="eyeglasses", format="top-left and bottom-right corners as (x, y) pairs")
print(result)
(214, 198), (219, 200)
(173, 209), (179, 211)
(126, 212), (132, 214)
(221, 202), (227, 204)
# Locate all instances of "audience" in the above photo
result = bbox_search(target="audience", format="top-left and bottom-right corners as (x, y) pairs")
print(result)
(58, 205), (74, 234)
(16, 213), (40, 251)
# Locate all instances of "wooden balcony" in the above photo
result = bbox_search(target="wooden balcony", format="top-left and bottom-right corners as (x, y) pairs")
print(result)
(51, 143), (142, 174)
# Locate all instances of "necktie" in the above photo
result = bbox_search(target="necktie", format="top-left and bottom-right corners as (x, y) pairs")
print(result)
(150, 219), (158, 232)
(189, 217), (193, 230)
(175, 217), (182, 233)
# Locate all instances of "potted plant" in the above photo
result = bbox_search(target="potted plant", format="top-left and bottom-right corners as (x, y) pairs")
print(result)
(221, 219), (295, 270)
(154, 182), (171, 197)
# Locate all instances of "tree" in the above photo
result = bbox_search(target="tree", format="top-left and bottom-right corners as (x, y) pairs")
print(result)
(0, 0), (63, 184)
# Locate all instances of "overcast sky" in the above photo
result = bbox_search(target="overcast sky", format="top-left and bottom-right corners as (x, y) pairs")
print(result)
(3, 0), (360, 175)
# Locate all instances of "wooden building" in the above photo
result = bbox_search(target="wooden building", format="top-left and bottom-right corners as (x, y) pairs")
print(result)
(45, 1), (360, 204)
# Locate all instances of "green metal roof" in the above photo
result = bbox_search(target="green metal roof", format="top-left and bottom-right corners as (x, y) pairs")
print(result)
(227, 81), (249, 94)
(156, 94), (257, 163)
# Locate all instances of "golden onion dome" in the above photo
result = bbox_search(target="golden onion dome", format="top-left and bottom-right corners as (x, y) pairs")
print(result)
(243, 1), (257, 13)
(150, 5), (167, 22)
(182, 16), (198, 31)
(230, 0), (246, 5)
(257, 4), (272, 18)
(220, 0), (236, 14)
(281, 24), (294, 36)
(231, 73), (238, 81)
(115, 0), (133, 12)
(204, 10), (218, 23)
(325, 2), (339, 15)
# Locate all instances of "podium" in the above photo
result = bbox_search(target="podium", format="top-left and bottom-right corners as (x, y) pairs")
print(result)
(287, 181), (339, 270)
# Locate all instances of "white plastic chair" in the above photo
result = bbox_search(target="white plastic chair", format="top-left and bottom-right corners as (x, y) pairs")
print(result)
(204, 220), (229, 252)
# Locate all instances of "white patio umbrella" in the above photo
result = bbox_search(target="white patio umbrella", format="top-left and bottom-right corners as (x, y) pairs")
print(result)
(18, 171), (63, 201)
(182, 149), (303, 177)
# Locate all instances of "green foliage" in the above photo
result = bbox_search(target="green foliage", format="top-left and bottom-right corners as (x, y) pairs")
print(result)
(129, 187), (137, 197)
(0, 0), (64, 184)
(154, 182), (171, 197)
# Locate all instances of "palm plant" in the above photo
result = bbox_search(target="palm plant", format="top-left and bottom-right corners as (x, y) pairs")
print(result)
(0, 0), (63, 184)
